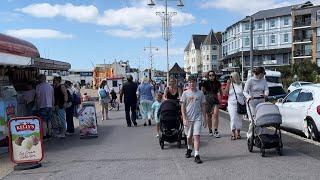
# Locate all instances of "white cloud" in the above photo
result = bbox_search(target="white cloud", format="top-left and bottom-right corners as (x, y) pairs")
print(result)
(16, 3), (99, 22)
(200, 19), (208, 25)
(104, 28), (161, 39)
(199, 0), (298, 15)
(5, 29), (73, 39)
(17, 3), (195, 30)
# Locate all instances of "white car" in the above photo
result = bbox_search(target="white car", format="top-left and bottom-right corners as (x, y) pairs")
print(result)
(287, 81), (312, 93)
(276, 84), (320, 141)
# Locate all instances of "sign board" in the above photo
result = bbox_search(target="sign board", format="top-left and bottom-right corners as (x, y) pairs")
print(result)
(0, 98), (17, 142)
(78, 102), (98, 138)
(8, 117), (44, 164)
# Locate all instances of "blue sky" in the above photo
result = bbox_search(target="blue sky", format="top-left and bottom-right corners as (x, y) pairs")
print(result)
(0, 0), (314, 71)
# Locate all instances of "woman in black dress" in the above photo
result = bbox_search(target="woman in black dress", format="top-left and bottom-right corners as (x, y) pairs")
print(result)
(164, 76), (181, 100)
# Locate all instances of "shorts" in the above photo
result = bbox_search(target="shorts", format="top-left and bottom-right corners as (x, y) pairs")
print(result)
(205, 94), (219, 113)
(100, 98), (110, 105)
(184, 121), (202, 138)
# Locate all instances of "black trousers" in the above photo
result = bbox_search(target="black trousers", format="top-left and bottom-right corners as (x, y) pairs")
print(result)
(124, 101), (137, 126)
(66, 106), (75, 133)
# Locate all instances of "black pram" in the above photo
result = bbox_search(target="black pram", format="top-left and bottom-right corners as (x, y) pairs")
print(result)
(158, 99), (186, 149)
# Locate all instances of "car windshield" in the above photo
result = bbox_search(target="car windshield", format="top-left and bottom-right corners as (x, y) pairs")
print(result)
(265, 76), (281, 83)
(269, 86), (286, 96)
(300, 82), (312, 86)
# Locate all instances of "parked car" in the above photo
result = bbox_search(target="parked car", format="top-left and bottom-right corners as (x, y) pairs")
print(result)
(267, 85), (287, 103)
(287, 81), (312, 93)
(275, 85), (320, 141)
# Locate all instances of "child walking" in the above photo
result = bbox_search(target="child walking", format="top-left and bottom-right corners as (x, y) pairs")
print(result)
(152, 93), (163, 138)
(181, 76), (206, 164)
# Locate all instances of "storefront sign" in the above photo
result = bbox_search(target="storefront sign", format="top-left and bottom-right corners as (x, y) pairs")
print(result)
(8, 117), (44, 164)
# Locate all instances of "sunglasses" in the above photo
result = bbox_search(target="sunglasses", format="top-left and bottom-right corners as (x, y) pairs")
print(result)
(209, 74), (215, 76)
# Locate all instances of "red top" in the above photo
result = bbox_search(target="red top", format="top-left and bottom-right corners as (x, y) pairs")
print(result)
(0, 33), (40, 58)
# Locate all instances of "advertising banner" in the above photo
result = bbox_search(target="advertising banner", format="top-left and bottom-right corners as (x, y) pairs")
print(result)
(78, 102), (98, 138)
(8, 117), (44, 164)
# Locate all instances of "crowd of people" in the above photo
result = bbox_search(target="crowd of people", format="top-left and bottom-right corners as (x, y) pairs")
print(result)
(115, 66), (269, 164)
(22, 74), (82, 140)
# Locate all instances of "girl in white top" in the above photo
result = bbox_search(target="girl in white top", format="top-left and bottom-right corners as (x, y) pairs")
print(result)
(224, 72), (245, 140)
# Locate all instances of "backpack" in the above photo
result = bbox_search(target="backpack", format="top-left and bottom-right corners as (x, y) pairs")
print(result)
(99, 88), (108, 98)
(73, 92), (81, 105)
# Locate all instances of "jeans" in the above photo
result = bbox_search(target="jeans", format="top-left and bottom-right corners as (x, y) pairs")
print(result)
(53, 108), (66, 135)
(125, 101), (137, 126)
(38, 107), (53, 136)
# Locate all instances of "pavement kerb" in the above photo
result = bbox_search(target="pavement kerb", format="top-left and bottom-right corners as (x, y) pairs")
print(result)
(219, 109), (320, 147)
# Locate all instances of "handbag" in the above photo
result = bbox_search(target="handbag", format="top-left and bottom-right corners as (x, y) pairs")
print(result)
(232, 82), (247, 115)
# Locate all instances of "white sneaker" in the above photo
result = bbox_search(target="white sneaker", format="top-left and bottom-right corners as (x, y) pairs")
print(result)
(156, 134), (159, 138)
(213, 131), (220, 138)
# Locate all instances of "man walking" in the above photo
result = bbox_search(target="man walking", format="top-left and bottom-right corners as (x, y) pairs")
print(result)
(181, 76), (206, 164)
(35, 74), (54, 139)
(120, 75), (138, 127)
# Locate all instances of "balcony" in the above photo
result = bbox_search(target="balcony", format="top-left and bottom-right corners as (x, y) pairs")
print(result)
(293, 49), (312, 58)
(293, 15), (311, 29)
(293, 37), (312, 44)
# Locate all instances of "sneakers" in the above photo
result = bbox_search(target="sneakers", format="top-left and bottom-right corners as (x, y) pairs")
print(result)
(194, 155), (203, 164)
(208, 129), (213, 136)
(155, 134), (159, 138)
(185, 149), (192, 158)
(213, 131), (220, 138)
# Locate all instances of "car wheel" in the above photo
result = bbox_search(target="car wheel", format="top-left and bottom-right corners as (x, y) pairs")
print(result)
(306, 119), (320, 141)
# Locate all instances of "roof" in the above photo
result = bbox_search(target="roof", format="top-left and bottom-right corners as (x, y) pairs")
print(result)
(169, 63), (185, 74)
(203, 30), (221, 45)
(241, 5), (292, 22)
(0, 33), (40, 58)
(184, 40), (191, 51)
(192, 35), (207, 50)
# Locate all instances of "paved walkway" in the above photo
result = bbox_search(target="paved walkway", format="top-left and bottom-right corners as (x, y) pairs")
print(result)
(2, 102), (320, 180)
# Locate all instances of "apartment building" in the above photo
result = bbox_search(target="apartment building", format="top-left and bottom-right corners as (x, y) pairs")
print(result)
(292, 2), (320, 65)
(222, 6), (292, 71)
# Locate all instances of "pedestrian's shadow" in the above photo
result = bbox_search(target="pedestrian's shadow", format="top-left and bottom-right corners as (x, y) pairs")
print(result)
(44, 124), (115, 152)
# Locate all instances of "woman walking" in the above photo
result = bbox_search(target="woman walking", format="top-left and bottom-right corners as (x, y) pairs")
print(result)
(164, 76), (181, 100)
(223, 72), (245, 140)
(98, 80), (111, 121)
(201, 70), (221, 137)
(137, 77), (154, 126)
(243, 67), (269, 139)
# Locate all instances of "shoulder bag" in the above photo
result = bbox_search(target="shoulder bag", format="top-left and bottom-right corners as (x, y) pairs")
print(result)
(232, 83), (247, 115)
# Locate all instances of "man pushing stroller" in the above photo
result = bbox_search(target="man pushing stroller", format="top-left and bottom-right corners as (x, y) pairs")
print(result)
(181, 76), (206, 164)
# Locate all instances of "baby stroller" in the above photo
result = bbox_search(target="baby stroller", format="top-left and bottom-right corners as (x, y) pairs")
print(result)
(247, 97), (283, 157)
(158, 99), (186, 149)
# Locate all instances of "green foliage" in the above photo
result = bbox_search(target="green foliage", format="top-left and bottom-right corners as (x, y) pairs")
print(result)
(277, 61), (320, 89)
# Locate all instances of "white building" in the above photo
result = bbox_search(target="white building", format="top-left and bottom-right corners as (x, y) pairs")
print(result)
(184, 30), (222, 75)
(222, 6), (292, 71)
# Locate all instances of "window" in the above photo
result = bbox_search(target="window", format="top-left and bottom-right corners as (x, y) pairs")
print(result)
(271, 54), (276, 60)
(245, 23), (250, 31)
(317, 10), (320, 21)
(112, 81), (118, 87)
(270, 35), (276, 44)
(270, 19), (276, 28)
(297, 91), (313, 102)
(284, 18), (289, 26)
(284, 34), (289, 43)
(257, 21), (263, 29)
(245, 37), (249, 46)
(258, 36), (263, 45)
(207, 65), (209, 70)
(207, 55), (209, 61)
(212, 55), (217, 61)
(212, 45), (217, 50)
(285, 89), (301, 103)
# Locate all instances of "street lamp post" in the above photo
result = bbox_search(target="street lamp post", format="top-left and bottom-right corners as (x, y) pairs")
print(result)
(144, 41), (159, 81)
(148, 0), (184, 87)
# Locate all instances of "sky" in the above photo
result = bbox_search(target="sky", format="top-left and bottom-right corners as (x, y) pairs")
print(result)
(1, 0), (318, 71)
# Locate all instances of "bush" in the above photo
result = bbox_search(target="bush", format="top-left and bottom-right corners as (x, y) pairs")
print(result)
(277, 61), (320, 89)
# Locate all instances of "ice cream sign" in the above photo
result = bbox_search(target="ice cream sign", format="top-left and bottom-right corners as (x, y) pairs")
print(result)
(8, 117), (44, 164)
